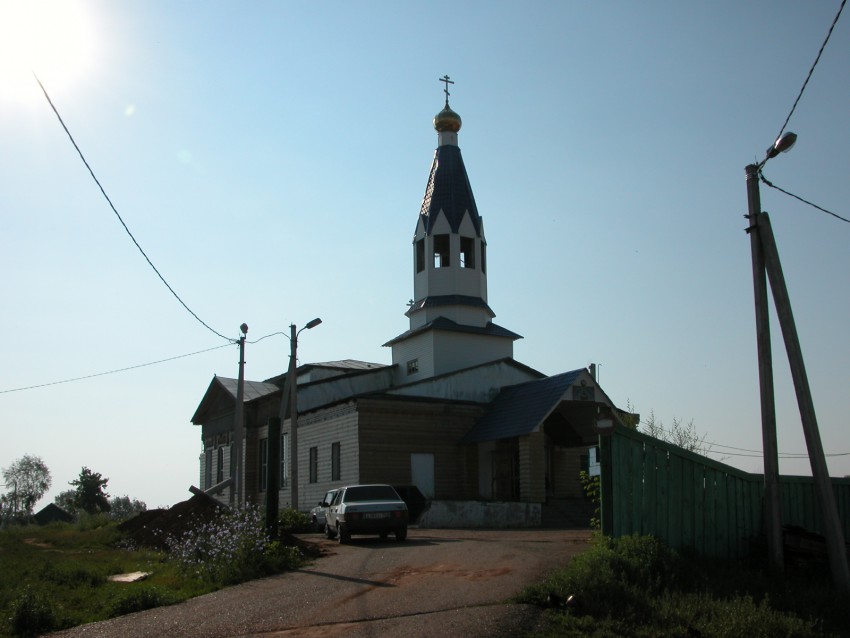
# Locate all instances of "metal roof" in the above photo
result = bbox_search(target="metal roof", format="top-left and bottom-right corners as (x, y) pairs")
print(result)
(190, 376), (281, 425)
(418, 144), (482, 236)
(307, 360), (388, 371)
(383, 317), (522, 347)
(404, 294), (495, 319)
(461, 369), (585, 443)
(215, 377), (281, 401)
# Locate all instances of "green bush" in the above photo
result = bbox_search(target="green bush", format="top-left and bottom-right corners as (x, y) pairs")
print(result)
(9, 586), (60, 637)
(578, 471), (601, 529)
(277, 508), (312, 534)
(518, 535), (835, 638)
(109, 586), (177, 617)
(75, 512), (113, 531)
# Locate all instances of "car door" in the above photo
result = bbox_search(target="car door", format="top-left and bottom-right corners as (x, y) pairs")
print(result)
(327, 488), (344, 529)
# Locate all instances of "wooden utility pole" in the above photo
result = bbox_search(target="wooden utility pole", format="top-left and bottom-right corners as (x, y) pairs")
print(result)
(757, 212), (850, 594)
(265, 416), (281, 539)
(745, 163), (784, 572)
(233, 325), (248, 508)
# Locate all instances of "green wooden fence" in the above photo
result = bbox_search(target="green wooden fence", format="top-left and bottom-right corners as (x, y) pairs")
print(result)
(600, 424), (850, 559)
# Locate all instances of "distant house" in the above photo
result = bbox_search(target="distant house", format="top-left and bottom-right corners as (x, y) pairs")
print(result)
(33, 503), (73, 525)
(191, 94), (630, 525)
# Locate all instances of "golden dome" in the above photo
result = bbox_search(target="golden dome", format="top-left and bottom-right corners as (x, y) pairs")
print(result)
(434, 105), (462, 133)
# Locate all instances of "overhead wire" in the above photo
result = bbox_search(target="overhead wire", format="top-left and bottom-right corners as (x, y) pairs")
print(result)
(759, 173), (850, 224)
(758, 0), (849, 225)
(0, 344), (233, 394)
(0, 330), (291, 395)
(772, 0), (846, 144)
(33, 73), (233, 343)
(638, 419), (850, 460)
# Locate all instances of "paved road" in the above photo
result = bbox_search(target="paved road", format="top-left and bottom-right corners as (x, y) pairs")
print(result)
(52, 528), (592, 638)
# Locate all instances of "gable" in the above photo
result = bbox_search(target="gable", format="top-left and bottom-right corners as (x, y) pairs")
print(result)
(461, 368), (615, 444)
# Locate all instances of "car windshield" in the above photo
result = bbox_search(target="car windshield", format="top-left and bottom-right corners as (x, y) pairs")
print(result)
(344, 486), (399, 502)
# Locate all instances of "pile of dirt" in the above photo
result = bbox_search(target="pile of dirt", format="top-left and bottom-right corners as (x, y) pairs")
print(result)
(118, 490), (227, 549)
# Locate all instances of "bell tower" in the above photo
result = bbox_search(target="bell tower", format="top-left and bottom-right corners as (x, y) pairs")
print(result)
(385, 77), (521, 384)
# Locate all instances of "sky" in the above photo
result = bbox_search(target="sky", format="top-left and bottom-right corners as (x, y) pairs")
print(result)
(1, 1), (848, 511)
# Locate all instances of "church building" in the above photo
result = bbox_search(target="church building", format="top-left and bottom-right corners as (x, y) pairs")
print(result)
(191, 82), (627, 526)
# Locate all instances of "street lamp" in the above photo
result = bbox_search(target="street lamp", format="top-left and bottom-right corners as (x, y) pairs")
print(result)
(286, 318), (322, 511)
(745, 136), (794, 573)
(762, 132), (797, 163)
(747, 133), (850, 593)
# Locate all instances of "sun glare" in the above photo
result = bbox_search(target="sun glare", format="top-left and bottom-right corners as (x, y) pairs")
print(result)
(0, 0), (96, 104)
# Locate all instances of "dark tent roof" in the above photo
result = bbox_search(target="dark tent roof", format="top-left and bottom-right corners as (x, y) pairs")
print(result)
(418, 144), (482, 236)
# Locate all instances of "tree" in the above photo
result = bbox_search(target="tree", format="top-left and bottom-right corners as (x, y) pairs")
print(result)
(641, 410), (711, 456)
(69, 467), (110, 515)
(53, 490), (79, 516)
(108, 495), (146, 521)
(2, 454), (52, 517)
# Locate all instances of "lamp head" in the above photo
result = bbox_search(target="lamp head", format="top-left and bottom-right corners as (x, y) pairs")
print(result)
(240, 323), (249, 335)
(593, 405), (616, 436)
(305, 317), (322, 330)
(766, 132), (797, 159)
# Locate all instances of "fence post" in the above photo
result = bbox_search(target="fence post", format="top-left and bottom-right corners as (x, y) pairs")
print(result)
(599, 431), (614, 536)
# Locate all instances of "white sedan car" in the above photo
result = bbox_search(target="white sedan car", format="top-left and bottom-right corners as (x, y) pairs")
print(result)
(325, 484), (408, 543)
(310, 488), (339, 532)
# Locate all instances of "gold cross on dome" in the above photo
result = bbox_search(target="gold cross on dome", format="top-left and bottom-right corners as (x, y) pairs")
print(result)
(439, 75), (454, 106)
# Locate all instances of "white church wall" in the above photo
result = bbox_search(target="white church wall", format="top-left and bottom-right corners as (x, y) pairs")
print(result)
(297, 402), (360, 511)
(391, 331), (434, 385)
(432, 331), (513, 376)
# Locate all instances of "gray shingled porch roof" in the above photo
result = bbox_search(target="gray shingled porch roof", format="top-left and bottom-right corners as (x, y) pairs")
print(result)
(461, 369), (585, 443)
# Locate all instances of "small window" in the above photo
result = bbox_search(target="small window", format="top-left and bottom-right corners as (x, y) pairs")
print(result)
(280, 433), (289, 488)
(433, 234), (450, 268)
(332, 442), (341, 481)
(415, 238), (425, 273)
(259, 437), (268, 491)
(216, 447), (224, 483)
(309, 446), (318, 484)
(460, 236), (475, 268)
(481, 241), (487, 274)
(407, 358), (419, 375)
(204, 449), (213, 489)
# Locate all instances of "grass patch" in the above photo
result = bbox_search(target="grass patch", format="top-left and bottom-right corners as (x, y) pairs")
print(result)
(517, 534), (847, 637)
(0, 512), (308, 637)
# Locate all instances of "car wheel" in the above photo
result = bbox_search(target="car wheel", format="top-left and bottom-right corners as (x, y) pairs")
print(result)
(379, 532), (388, 540)
(395, 526), (407, 542)
(325, 523), (336, 539)
(337, 524), (350, 544)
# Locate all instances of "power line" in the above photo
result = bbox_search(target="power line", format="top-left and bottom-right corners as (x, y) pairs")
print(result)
(0, 330), (289, 395)
(638, 420), (850, 460)
(760, 173), (850, 224)
(705, 449), (850, 459)
(774, 0), (846, 143)
(0, 343), (233, 394)
(33, 74), (232, 343)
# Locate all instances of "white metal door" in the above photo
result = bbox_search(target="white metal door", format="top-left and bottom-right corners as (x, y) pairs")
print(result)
(411, 453), (435, 499)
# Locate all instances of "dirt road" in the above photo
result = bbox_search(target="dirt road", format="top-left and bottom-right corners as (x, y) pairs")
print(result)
(52, 528), (592, 638)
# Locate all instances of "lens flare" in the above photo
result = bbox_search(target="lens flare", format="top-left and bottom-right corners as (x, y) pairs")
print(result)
(0, 0), (96, 104)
